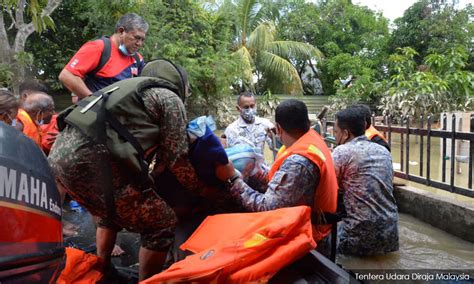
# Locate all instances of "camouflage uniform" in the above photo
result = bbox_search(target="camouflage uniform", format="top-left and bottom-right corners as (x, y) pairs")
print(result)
(225, 116), (274, 155)
(229, 154), (320, 212)
(229, 155), (335, 257)
(49, 88), (201, 252)
(332, 135), (399, 256)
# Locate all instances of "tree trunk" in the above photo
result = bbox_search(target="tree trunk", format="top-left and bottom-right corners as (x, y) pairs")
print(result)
(0, 0), (61, 94)
(0, 13), (11, 64)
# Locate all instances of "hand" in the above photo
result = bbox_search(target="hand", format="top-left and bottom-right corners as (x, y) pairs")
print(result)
(220, 137), (227, 148)
(45, 131), (58, 147)
(215, 162), (236, 181)
(265, 126), (276, 137)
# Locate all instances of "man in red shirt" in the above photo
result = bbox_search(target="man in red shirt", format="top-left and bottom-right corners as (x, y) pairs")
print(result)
(59, 13), (147, 103)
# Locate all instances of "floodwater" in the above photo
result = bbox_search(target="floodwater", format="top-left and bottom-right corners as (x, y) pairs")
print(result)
(338, 213), (474, 270)
(389, 133), (472, 191)
(63, 204), (141, 268)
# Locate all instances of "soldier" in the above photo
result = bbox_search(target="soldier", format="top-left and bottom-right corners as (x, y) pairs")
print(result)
(48, 60), (204, 280)
(224, 91), (274, 155)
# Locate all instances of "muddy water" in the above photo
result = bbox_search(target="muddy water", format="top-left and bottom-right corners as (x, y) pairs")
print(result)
(389, 134), (472, 191)
(63, 204), (141, 268)
(337, 213), (474, 270)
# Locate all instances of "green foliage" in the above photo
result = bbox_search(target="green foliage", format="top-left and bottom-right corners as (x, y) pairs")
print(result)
(17, 0), (473, 125)
(191, 95), (236, 128)
(1, 0), (61, 91)
(222, 0), (322, 95)
(256, 90), (280, 118)
(13, 51), (34, 67)
(277, 0), (390, 96)
(325, 51), (378, 108)
(379, 46), (473, 118)
(329, 74), (378, 110)
(142, 0), (241, 125)
(389, 0), (473, 66)
(0, 64), (14, 87)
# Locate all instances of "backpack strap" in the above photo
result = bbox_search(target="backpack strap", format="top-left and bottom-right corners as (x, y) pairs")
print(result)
(105, 108), (151, 190)
(132, 53), (141, 77)
(95, 91), (117, 222)
(89, 37), (141, 77)
(89, 37), (112, 76)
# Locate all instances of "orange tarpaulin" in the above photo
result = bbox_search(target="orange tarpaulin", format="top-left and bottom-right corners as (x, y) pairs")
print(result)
(56, 247), (104, 284)
(142, 206), (316, 284)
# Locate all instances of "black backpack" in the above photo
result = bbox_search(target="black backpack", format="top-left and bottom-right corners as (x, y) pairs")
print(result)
(89, 37), (141, 76)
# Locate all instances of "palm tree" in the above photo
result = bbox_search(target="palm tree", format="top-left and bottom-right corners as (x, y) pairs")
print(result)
(220, 0), (323, 94)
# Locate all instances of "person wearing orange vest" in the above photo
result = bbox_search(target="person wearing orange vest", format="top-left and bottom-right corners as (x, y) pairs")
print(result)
(354, 104), (390, 152)
(228, 99), (338, 248)
(0, 89), (20, 129)
(40, 113), (59, 155)
(332, 106), (398, 256)
(16, 92), (55, 148)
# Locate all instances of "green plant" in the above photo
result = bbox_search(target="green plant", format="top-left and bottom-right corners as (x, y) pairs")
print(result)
(379, 46), (473, 118)
(221, 0), (322, 95)
(188, 95), (236, 128)
(0, 64), (14, 88)
(257, 90), (279, 118)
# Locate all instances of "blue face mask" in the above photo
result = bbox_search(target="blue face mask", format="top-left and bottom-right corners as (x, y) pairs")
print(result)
(240, 107), (256, 123)
(35, 112), (44, 126)
(119, 44), (135, 56)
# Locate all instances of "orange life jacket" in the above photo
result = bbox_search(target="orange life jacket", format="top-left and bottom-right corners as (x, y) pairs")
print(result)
(40, 114), (58, 155)
(268, 129), (338, 242)
(142, 206), (316, 284)
(16, 108), (42, 147)
(365, 125), (387, 142)
(56, 247), (104, 284)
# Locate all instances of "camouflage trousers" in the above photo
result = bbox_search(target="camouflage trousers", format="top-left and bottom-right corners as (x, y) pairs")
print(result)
(48, 127), (177, 251)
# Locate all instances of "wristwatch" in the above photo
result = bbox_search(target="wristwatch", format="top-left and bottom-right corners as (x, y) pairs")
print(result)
(226, 173), (240, 188)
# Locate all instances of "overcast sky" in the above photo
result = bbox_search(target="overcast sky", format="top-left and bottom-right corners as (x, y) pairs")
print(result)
(352, 0), (471, 22)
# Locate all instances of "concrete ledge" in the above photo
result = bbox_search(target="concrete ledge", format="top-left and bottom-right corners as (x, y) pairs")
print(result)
(394, 185), (474, 243)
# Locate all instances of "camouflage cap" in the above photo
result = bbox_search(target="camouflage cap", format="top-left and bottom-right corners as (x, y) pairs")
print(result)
(141, 59), (187, 101)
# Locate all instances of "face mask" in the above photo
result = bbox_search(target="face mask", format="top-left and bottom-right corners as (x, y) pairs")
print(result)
(119, 43), (135, 56)
(11, 118), (17, 127)
(276, 129), (283, 146)
(240, 107), (256, 123)
(36, 112), (44, 126)
(336, 131), (348, 146)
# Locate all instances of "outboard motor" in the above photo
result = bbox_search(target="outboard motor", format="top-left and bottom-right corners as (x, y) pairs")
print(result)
(0, 122), (64, 283)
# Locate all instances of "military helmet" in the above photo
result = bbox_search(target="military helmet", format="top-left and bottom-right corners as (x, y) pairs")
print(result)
(141, 59), (188, 102)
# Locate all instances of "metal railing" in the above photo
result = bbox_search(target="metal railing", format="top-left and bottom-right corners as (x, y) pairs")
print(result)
(324, 113), (474, 198)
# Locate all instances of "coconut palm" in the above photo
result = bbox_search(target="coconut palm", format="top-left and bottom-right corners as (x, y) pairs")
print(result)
(220, 0), (323, 94)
